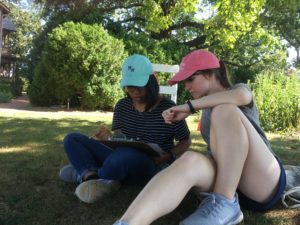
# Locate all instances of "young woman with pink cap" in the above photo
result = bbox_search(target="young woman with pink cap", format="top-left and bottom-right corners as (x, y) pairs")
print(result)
(113, 49), (286, 225)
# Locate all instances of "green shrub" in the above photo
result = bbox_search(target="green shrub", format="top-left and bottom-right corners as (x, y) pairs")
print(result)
(251, 70), (300, 131)
(29, 22), (126, 110)
(11, 75), (26, 96)
(20, 77), (30, 93)
(0, 82), (12, 103)
(28, 61), (59, 106)
(0, 81), (11, 92)
(0, 91), (12, 103)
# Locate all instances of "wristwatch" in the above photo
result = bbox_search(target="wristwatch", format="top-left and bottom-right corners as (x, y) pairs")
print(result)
(186, 100), (196, 114)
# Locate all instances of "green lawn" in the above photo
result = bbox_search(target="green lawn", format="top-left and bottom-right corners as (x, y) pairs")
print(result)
(0, 109), (299, 225)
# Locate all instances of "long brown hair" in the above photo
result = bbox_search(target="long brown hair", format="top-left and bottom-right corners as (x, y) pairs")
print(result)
(198, 60), (231, 88)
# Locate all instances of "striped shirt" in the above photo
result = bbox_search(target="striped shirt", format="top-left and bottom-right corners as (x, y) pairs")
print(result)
(112, 97), (190, 153)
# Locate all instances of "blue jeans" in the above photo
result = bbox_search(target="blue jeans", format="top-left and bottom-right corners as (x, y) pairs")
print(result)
(63, 132), (161, 185)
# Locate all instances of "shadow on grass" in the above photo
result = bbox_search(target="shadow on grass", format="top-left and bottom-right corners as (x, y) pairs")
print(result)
(269, 135), (300, 165)
(0, 117), (111, 148)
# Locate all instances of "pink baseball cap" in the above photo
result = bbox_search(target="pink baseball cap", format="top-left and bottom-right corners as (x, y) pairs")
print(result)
(168, 49), (220, 85)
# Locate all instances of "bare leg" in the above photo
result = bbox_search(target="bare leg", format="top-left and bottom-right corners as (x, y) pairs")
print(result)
(209, 104), (280, 202)
(120, 152), (216, 225)
(118, 104), (281, 225)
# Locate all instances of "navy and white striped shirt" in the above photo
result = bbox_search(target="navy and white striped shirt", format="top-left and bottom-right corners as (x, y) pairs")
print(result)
(112, 97), (190, 153)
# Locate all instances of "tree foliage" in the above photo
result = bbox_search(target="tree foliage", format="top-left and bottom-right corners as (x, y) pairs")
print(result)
(26, 6), (104, 83)
(31, 0), (288, 69)
(22, 0), (297, 109)
(261, 0), (300, 67)
(2, 1), (42, 60)
(34, 0), (200, 41)
(29, 22), (126, 109)
(205, 0), (265, 48)
(0, 1), (42, 95)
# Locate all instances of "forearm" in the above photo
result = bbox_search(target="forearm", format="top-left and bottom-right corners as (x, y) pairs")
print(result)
(189, 88), (252, 111)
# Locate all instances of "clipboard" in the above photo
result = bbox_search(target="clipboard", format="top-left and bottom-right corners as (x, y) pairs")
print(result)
(100, 140), (165, 157)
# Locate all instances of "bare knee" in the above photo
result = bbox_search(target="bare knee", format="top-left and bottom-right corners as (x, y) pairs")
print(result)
(173, 151), (216, 189)
(211, 104), (240, 124)
(176, 151), (206, 167)
(210, 104), (249, 159)
(180, 151), (216, 175)
(210, 104), (246, 143)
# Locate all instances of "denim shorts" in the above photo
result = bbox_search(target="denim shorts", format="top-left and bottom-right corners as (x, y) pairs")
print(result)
(237, 156), (286, 212)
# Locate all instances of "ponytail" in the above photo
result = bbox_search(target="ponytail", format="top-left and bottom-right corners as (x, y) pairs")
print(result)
(194, 60), (231, 88)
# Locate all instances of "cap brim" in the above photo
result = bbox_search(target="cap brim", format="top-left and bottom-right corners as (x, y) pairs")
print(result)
(120, 76), (149, 87)
(168, 69), (197, 85)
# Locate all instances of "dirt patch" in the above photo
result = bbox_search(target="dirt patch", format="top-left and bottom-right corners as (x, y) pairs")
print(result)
(0, 94), (30, 110)
(0, 94), (66, 112)
(0, 94), (113, 116)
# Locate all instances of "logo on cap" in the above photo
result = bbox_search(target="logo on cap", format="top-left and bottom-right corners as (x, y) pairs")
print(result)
(128, 66), (135, 72)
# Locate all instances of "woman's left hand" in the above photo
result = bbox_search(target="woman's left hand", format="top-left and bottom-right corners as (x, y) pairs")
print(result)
(91, 126), (112, 140)
(162, 105), (190, 124)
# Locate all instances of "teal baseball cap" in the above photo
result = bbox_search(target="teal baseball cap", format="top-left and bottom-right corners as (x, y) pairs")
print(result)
(121, 54), (153, 87)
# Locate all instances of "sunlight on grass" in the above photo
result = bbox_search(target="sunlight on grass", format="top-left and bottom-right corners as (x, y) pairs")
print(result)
(0, 109), (113, 121)
(0, 144), (49, 153)
(0, 146), (30, 153)
(186, 115), (200, 131)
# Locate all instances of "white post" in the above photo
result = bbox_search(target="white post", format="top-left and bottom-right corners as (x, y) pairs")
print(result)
(152, 64), (179, 103)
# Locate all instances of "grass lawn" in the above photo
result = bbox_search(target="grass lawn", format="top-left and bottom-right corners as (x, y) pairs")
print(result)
(0, 109), (299, 225)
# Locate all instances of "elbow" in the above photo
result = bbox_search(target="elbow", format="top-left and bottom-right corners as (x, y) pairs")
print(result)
(236, 88), (252, 106)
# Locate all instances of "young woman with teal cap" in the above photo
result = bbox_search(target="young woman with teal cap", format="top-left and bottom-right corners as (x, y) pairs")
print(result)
(59, 54), (191, 204)
(113, 50), (286, 225)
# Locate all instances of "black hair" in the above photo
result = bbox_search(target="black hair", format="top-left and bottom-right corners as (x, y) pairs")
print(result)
(198, 60), (231, 88)
(143, 74), (160, 111)
(125, 74), (160, 112)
